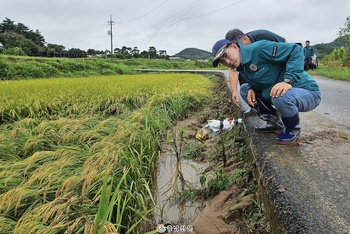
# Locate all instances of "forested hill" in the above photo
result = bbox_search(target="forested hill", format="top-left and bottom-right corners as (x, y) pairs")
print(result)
(173, 48), (212, 60)
(313, 36), (350, 59)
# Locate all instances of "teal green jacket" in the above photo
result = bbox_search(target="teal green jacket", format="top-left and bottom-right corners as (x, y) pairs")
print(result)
(237, 40), (319, 102)
(303, 46), (314, 58)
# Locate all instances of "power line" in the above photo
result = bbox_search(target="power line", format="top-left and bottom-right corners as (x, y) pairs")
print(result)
(117, 0), (205, 38)
(146, 0), (205, 31)
(180, 0), (244, 20)
(113, 0), (245, 49)
(141, 0), (205, 45)
(140, 0), (245, 48)
(115, 0), (161, 18)
(119, 0), (244, 39)
(116, 0), (171, 23)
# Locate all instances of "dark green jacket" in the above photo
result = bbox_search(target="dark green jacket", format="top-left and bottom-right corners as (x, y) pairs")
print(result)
(303, 46), (315, 58)
(246, 29), (286, 43)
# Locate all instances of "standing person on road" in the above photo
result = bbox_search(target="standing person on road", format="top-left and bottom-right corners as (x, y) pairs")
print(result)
(303, 40), (315, 71)
(224, 29), (287, 116)
(211, 39), (321, 145)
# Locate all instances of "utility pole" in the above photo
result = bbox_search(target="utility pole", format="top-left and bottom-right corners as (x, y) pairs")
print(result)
(107, 15), (114, 59)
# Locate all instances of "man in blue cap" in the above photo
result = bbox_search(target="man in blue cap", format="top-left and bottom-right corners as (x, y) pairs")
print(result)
(224, 29), (287, 116)
(211, 39), (321, 145)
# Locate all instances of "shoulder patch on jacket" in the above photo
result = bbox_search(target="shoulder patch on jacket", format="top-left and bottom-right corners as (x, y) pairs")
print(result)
(272, 46), (278, 57)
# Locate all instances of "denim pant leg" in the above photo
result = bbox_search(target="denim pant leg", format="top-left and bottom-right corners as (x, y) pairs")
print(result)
(239, 83), (250, 105)
(240, 84), (278, 116)
(271, 88), (322, 117)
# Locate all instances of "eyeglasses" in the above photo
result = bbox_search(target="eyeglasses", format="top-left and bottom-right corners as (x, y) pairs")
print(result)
(219, 49), (229, 63)
(221, 52), (228, 60)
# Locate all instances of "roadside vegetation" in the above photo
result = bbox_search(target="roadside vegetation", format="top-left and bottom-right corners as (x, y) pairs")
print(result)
(308, 45), (350, 81)
(308, 63), (350, 81)
(0, 55), (213, 80)
(308, 15), (350, 81)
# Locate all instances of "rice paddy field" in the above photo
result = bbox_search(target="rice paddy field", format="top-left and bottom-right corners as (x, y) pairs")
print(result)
(0, 73), (214, 233)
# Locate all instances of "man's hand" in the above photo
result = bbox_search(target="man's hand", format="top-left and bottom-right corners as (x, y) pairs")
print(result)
(231, 91), (240, 107)
(229, 69), (240, 107)
(270, 82), (292, 98)
(247, 89), (257, 107)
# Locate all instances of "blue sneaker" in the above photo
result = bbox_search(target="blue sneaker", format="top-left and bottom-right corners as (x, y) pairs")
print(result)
(255, 123), (283, 134)
(276, 126), (301, 145)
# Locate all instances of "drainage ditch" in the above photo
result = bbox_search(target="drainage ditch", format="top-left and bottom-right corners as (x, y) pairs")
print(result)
(155, 148), (207, 226)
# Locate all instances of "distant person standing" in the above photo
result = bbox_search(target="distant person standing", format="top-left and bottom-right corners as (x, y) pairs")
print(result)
(303, 40), (314, 71)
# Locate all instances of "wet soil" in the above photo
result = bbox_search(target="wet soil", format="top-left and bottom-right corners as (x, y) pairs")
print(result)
(158, 75), (270, 233)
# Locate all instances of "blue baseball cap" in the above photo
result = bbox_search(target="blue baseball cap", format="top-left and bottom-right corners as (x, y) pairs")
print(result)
(212, 39), (232, 67)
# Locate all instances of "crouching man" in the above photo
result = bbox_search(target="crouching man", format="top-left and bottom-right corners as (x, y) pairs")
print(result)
(212, 39), (321, 145)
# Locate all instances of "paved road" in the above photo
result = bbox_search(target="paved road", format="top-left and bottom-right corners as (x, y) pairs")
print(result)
(308, 76), (350, 127)
(286, 76), (350, 234)
(221, 72), (350, 234)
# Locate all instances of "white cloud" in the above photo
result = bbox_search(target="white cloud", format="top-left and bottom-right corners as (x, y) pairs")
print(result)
(1, 0), (349, 55)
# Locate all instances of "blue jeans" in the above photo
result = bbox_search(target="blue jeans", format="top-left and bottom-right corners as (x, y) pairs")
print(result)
(240, 83), (322, 118)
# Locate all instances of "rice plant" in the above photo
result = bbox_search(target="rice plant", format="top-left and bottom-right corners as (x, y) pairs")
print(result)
(0, 73), (214, 233)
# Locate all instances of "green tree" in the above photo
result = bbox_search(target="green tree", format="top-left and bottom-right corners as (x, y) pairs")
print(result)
(158, 50), (168, 59)
(87, 48), (105, 56)
(148, 46), (157, 59)
(47, 43), (66, 53)
(339, 16), (350, 42)
(0, 18), (16, 32)
(67, 48), (87, 57)
(113, 47), (124, 59)
(0, 18), (46, 55)
(336, 16), (350, 66)
(131, 47), (140, 58)
(140, 50), (149, 58)
(29, 29), (45, 47)
(121, 46), (132, 58)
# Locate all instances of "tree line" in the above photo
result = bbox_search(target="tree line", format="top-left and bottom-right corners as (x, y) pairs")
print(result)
(326, 16), (350, 67)
(0, 18), (169, 59)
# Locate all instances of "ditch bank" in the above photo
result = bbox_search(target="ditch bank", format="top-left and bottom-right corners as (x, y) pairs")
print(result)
(142, 70), (270, 233)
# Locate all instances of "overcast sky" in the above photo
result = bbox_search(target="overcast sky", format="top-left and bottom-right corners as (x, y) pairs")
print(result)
(1, 0), (350, 55)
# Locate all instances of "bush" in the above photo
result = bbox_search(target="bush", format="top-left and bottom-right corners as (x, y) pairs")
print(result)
(3, 47), (27, 56)
(12, 61), (61, 79)
(0, 58), (10, 79)
(322, 47), (350, 67)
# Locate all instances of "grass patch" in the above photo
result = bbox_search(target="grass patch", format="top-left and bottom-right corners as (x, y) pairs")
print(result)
(308, 64), (350, 81)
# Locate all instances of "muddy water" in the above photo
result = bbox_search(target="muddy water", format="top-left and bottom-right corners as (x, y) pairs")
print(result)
(155, 150), (207, 226)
